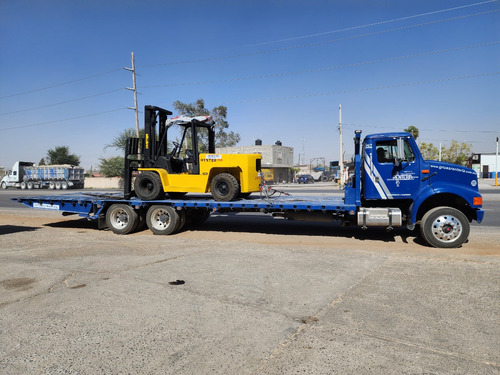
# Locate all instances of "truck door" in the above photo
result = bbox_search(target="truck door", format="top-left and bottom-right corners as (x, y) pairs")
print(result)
(363, 137), (420, 200)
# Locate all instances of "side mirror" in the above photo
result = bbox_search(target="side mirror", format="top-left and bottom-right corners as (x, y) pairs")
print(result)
(395, 138), (406, 166)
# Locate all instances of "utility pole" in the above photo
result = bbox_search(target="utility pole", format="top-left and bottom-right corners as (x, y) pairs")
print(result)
(124, 52), (140, 137)
(338, 104), (344, 186)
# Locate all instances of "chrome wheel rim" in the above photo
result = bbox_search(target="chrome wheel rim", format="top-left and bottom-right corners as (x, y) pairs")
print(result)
(151, 208), (170, 230)
(431, 214), (462, 243)
(110, 208), (129, 229)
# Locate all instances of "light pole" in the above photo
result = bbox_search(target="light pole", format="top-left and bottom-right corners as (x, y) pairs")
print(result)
(496, 137), (499, 186)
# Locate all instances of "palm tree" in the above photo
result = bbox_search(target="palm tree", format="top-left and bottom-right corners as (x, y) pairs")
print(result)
(404, 125), (419, 141)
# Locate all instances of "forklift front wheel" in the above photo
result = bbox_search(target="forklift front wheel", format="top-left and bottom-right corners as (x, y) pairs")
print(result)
(210, 173), (240, 201)
(134, 171), (164, 200)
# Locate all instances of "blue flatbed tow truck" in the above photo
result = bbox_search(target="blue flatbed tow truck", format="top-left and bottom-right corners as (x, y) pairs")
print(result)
(13, 130), (484, 248)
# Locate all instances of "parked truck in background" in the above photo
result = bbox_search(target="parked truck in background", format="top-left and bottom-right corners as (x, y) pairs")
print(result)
(1, 161), (84, 190)
(13, 107), (484, 248)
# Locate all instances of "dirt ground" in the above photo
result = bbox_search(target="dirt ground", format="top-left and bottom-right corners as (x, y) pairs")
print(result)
(1, 210), (498, 256)
(1, 209), (499, 374)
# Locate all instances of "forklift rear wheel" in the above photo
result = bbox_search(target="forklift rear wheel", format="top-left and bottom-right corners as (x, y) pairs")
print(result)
(210, 173), (239, 201)
(134, 171), (164, 200)
(146, 205), (180, 235)
(106, 204), (139, 235)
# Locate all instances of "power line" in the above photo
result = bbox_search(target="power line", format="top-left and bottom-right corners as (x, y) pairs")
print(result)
(0, 108), (126, 131)
(0, 68), (123, 100)
(0, 88), (124, 116)
(246, 0), (499, 46)
(142, 41), (500, 88)
(143, 9), (500, 67)
(235, 71), (500, 103)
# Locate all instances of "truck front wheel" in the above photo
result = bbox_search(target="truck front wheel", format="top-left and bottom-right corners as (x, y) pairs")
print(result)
(420, 206), (470, 248)
(106, 204), (138, 235)
(134, 172), (164, 200)
(1, 182), (7, 189)
(210, 173), (239, 201)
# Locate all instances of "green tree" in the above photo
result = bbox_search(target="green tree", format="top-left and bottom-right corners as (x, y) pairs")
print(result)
(441, 140), (471, 166)
(105, 128), (145, 152)
(173, 98), (240, 150)
(99, 156), (124, 177)
(404, 125), (419, 141)
(419, 142), (439, 160)
(44, 146), (80, 165)
(419, 140), (472, 166)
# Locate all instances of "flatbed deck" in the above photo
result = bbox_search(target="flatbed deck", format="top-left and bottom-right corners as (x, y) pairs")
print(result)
(13, 193), (356, 219)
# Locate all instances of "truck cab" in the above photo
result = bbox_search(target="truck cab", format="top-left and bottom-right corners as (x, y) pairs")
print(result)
(345, 131), (483, 247)
(1, 162), (34, 189)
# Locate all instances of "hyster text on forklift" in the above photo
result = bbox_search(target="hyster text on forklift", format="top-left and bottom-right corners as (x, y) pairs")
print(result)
(14, 105), (484, 248)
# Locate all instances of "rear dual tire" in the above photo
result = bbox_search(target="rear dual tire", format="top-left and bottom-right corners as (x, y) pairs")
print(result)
(106, 204), (139, 235)
(146, 205), (186, 235)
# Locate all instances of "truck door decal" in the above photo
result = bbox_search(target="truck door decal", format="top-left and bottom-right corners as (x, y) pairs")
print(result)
(364, 153), (393, 199)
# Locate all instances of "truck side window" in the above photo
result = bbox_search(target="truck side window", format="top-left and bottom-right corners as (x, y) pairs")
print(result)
(403, 140), (415, 162)
(376, 139), (415, 163)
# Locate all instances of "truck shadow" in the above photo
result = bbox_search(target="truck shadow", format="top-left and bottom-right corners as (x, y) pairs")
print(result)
(44, 219), (96, 230)
(197, 214), (428, 246)
(0, 225), (39, 236)
(42, 214), (428, 246)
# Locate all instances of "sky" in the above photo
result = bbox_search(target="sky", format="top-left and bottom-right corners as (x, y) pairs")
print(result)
(1, 0), (499, 171)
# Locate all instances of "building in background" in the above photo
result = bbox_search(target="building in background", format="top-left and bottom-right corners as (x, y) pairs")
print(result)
(467, 153), (499, 178)
(217, 140), (294, 183)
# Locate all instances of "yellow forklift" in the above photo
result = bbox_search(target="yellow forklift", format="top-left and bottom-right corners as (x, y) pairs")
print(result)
(124, 105), (261, 201)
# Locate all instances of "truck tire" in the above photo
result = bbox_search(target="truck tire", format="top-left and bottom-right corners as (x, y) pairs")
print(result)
(21, 182), (26, 189)
(1, 182), (6, 189)
(27, 181), (34, 189)
(55, 181), (62, 190)
(210, 173), (239, 201)
(134, 172), (164, 200)
(420, 206), (470, 248)
(49, 181), (55, 190)
(106, 204), (138, 235)
(61, 181), (69, 190)
(146, 205), (180, 235)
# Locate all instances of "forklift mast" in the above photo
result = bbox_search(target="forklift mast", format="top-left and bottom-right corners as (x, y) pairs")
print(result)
(143, 105), (173, 168)
(124, 105), (216, 199)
